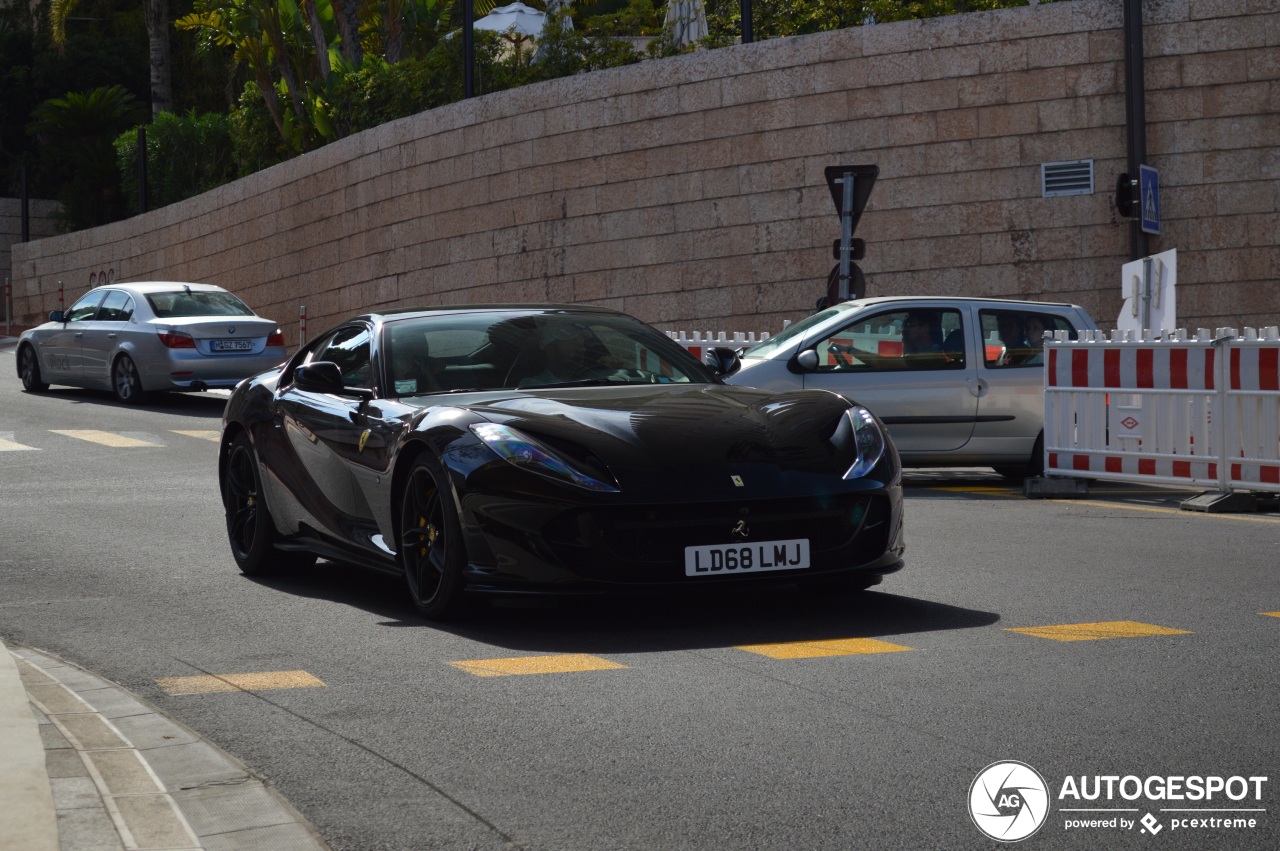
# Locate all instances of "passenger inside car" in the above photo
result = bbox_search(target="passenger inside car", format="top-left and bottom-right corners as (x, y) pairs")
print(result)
(828, 310), (950, 370)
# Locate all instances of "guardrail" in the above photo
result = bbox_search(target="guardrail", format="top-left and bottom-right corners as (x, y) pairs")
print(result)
(1044, 327), (1280, 496)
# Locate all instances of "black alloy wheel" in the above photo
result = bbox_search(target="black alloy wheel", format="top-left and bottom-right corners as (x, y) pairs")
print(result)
(19, 345), (48, 392)
(399, 456), (466, 620)
(112, 354), (148, 404)
(222, 432), (315, 575)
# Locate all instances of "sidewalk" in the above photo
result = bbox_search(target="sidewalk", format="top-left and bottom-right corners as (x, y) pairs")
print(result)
(1, 638), (330, 850)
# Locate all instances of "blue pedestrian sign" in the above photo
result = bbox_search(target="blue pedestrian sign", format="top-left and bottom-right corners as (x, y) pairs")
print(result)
(1139, 164), (1160, 235)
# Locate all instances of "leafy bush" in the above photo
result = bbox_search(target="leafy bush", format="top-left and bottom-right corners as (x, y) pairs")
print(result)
(115, 110), (236, 214)
(228, 82), (294, 177)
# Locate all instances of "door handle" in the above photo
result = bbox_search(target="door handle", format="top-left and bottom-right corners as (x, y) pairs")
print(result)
(74, 332), (83, 338)
(107, 333), (117, 339)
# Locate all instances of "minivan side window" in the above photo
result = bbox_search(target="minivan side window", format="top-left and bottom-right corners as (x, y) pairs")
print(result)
(980, 310), (1076, 368)
(810, 308), (966, 372)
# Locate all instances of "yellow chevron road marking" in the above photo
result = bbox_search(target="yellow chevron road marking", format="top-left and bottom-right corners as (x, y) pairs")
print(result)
(51, 430), (161, 448)
(155, 670), (326, 696)
(450, 654), (628, 677)
(736, 638), (914, 659)
(1006, 620), (1191, 642)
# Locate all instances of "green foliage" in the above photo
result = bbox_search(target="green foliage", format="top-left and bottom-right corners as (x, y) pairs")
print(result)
(579, 0), (663, 37)
(702, 0), (1033, 45)
(115, 110), (236, 214)
(228, 80), (293, 175)
(27, 85), (147, 230)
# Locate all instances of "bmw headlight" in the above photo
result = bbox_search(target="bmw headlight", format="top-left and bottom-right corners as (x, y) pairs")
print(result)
(470, 423), (620, 493)
(842, 406), (888, 480)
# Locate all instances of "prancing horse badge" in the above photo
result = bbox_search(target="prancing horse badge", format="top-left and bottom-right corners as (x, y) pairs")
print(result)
(731, 475), (744, 487)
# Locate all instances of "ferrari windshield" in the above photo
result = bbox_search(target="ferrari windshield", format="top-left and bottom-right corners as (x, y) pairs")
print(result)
(386, 311), (718, 396)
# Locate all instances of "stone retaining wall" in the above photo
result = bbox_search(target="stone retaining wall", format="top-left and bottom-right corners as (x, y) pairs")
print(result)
(10, 0), (1278, 342)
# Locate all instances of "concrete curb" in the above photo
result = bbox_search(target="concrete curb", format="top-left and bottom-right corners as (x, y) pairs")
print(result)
(0, 637), (59, 850)
(3, 640), (331, 851)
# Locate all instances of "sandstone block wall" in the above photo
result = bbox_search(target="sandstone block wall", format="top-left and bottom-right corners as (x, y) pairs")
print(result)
(10, 0), (1278, 343)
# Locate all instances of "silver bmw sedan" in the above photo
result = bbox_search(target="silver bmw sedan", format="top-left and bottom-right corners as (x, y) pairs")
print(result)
(15, 281), (288, 404)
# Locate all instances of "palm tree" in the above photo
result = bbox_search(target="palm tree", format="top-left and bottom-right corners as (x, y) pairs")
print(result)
(49, 0), (174, 116)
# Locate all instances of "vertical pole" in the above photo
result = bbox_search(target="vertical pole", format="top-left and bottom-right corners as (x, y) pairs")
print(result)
(137, 126), (149, 214)
(740, 0), (753, 43)
(20, 164), (30, 242)
(838, 173), (855, 301)
(299, 304), (307, 346)
(1123, 0), (1148, 262)
(4, 278), (10, 337)
(463, 0), (475, 98)
(58, 280), (64, 315)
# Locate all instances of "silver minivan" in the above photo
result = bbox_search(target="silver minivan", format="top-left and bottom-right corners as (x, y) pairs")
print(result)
(727, 296), (1099, 477)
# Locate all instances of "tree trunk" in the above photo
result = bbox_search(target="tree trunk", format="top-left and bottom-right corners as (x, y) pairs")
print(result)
(330, 0), (363, 68)
(143, 0), (173, 116)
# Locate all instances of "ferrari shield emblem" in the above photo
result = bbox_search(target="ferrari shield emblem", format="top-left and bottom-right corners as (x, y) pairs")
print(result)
(359, 429), (371, 453)
(731, 475), (744, 487)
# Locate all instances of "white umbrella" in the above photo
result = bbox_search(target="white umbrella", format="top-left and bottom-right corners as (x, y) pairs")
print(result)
(664, 0), (707, 49)
(474, 2), (547, 43)
(545, 0), (573, 32)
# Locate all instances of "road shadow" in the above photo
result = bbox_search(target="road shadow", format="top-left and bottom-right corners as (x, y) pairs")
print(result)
(35, 386), (229, 419)
(247, 559), (1000, 654)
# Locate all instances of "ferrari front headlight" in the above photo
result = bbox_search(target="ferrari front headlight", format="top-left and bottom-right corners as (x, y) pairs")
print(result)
(842, 405), (887, 480)
(470, 423), (620, 493)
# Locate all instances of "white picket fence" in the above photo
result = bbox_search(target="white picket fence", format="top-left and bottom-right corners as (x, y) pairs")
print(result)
(1044, 326), (1280, 493)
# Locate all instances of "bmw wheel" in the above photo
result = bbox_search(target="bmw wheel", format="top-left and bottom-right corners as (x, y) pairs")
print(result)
(399, 456), (466, 620)
(222, 432), (316, 575)
(112, 354), (148, 404)
(18, 345), (48, 392)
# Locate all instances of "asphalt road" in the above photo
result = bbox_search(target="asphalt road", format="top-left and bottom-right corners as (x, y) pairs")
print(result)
(2, 352), (1278, 850)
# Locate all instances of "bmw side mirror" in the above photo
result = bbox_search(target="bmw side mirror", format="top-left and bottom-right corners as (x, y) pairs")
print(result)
(704, 346), (741, 378)
(49, 310), (65, 323)
(796, 349), (820, 371)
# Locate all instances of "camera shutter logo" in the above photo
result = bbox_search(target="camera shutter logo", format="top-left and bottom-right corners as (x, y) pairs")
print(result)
(969, 761), (1050, 842)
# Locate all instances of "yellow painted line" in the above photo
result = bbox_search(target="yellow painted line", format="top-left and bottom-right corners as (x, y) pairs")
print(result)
(1262, 612), (1280, 619)
(154, 670), (325, 696)
(0, 434), (38, 451)
(736, 637), (914, 659)
(1006, 620), (1191, 642)
(1049, 499), (1280, 524)
(51, 430), (160, 448)
(926, 486), (1017, 493)
(450, 654), (628, 678)
(171, 430), (221, 442)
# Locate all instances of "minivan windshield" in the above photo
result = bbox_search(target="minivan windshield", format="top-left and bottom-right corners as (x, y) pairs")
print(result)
(744, 306), (849, 359)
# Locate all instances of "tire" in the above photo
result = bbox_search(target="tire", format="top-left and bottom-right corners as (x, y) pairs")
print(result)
(222, 432), (316, 575)
(18, 345), (48, 392)
(398, 455), (467, 620)
(994, 433), (1045, 481)
(111, 354), (148, 404)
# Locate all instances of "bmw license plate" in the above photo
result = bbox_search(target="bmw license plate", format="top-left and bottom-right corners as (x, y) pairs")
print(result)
(684, 539), (810, 577)
(211, 339), (254, 352)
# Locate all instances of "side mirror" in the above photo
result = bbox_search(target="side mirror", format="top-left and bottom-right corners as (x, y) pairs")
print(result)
(295, 361), (377, 405)
(796, 349), (820, 371)
(49, 310), (65, 323)
(704, 346), (741, 378)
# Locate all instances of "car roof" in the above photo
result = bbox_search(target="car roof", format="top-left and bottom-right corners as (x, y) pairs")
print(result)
(90, 281), (231, 295)
(351, 303), (625, 323)
(832, 295), (1085, 311)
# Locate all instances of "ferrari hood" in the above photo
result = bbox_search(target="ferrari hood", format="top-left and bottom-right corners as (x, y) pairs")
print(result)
(464, 384), (857, 488)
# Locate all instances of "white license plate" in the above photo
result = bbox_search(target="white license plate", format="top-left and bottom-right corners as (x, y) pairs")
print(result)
(211, 339), (254, 352)
(685, 539), (810, 577)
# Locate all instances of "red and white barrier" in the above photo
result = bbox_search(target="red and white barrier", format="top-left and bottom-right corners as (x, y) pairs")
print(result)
(667, 330), (770, 361)
(1044, 327), (1280, 493)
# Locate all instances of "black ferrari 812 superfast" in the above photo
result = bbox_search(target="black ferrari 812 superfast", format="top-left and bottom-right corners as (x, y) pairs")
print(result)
(219, 305), (904, 619)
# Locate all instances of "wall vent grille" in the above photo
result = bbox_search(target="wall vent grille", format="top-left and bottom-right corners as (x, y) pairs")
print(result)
(1042, 160), (1094, 197)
